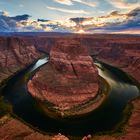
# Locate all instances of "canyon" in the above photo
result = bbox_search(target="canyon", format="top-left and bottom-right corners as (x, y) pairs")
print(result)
(0, 36), (42, 84)
(27, 39), (100, 117)
(1, 34), (140, 84)
(0, 33), (140, 140)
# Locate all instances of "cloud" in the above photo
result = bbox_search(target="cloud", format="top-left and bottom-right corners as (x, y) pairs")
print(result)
(65, 8), (140, 34)
(54, 0), (97, 7)
(86, 8), (140, 34)
(0, 12), (32, 32)
(46, 6), (89, 14)
(19, 4), (24, 8)
(76, 0), (97, 7)
(70, 17), (93, 25)
(74, 11), (127, 27)
(111, 29), (140, 34)
(12, 14), (31, 21)
(128, 7), (140, 16)
(107, 0), (140, 9)
(37, 19), (50, 22)
(0, 11), (9, 16)
(0, 11), (72, 32)
(54, 0), (73, 5)
(0, 8), (140, 34)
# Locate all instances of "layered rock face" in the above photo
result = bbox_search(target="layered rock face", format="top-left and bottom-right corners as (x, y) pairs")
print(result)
(0, 34), (140, 139)
(0, 36), (42, 83)
(80, 34), (140, 82)
(2, 34), (139, 84)
(28, 39), (99, 113)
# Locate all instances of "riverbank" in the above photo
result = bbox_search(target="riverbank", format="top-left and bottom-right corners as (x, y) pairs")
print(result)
(0, 34), (140, 140)
(0, 56), (53, 140)
(93, 97), (140, 140)
(0, 58), (110, 140)
(33, 76), (110, 119)
(93, 60), (140, 135)
(0, 56), (139, 140)
(0, 54), (64, 140)
(27, 39), (101, 118)
(91, 62), (140, 140)
(0, 54), (48, 115)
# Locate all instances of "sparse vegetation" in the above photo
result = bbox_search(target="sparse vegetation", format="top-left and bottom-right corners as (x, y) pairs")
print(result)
(0, 96), (12, 117)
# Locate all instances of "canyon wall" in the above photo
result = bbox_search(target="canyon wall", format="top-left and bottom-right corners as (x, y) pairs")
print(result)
(1, 34), (140, 101)
(0, 36), (56, 84)
(0, 34), (140, 140)
(28, 34), (140, 83)
(28, 39), (99, 116)
(2, 34), (140, 84)
(80, 34), (140, 82)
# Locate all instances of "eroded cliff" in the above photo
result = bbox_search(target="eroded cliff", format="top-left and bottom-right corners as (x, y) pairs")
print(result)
(0, 37), (42, 83)
(28, 39), (100, 116)
(0, 34), (140, 140)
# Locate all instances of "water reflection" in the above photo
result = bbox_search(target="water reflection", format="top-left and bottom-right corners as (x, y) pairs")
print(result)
(2, 57), (139, 136)
(30, 57), (49, 72)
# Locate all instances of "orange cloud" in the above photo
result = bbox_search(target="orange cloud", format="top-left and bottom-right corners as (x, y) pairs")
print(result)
(107, 0), (140, 9)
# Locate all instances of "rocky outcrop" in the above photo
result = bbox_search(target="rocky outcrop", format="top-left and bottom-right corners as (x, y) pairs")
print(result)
(51, 133), (69, 140)
(2, 34), (139, 85)
(0, 34), (140, 139)
(28, 39), (100, 116)
(0, 116), (55, 140)
(80, 34), (140, 83)
(0, 116), (69, 140)
(96, 98), (140, 140)
(0, 36), (43, 83)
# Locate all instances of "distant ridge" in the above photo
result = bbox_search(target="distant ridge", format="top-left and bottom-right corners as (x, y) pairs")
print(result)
(0, 32), (139, 37)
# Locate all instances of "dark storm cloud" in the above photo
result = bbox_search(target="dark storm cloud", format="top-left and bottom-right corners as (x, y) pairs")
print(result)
(70, 17), (93, 25)
(0, 7), (140, 33)
(0, 12), (31, 31)
(128, 7), (140, 17)
(108, 8), (140, 30)
(12, 14), (31, 21)
(37, 19), (50, 22)
(86, 8), (140, 33)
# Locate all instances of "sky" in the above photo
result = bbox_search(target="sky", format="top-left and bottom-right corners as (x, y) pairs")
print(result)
(0, 0), (140, 33)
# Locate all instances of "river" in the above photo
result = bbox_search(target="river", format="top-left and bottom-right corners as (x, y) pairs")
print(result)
(2, 56), (139, 137)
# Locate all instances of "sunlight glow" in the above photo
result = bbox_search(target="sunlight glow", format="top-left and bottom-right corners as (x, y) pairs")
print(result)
(77, 29), (85, 34)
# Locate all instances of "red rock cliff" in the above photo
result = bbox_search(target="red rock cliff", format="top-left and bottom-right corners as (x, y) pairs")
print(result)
(28, 39), (99, 112)
(0, 37), (42, 83)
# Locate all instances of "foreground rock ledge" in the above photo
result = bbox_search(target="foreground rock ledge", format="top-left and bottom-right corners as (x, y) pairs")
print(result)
(28, 39), (103, 117)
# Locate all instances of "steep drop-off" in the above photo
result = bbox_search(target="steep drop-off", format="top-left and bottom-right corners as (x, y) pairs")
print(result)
(0, 37), (42, 83)
(80, 34), (140, 83)
(28, 39), (101, 117)
(0, 34), (140, 140)
(1, 34), (139, 84)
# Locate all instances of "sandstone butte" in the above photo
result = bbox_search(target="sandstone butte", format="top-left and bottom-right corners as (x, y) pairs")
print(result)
(27, 39), (102, 117)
